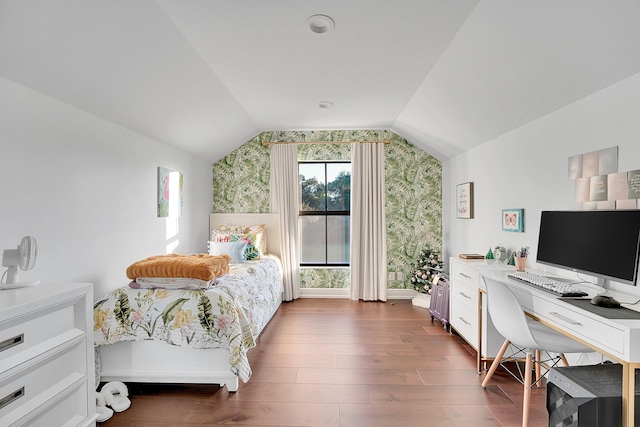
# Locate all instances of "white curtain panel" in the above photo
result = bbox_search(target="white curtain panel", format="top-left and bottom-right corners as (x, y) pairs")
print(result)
(269, 144), (300, 301)
(350, 143), (388, 301)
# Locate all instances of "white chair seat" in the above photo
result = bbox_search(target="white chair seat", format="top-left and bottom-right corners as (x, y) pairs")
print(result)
(481, 276), (595, 427)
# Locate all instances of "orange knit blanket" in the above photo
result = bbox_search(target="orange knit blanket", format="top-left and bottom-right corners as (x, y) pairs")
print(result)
(126, 253), (231, 281)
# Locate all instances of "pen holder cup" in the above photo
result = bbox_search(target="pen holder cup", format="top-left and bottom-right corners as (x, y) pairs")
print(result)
(515, 256), (527, 272)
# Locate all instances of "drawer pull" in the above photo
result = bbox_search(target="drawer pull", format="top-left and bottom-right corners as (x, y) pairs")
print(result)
(549, 312), (582, 326)
(459, 292), (472, 300)
(459, 273), (471, 279)
(0, 333), (24, 352)
(0, 387), (24, 410)
(458, 316), (471, 326)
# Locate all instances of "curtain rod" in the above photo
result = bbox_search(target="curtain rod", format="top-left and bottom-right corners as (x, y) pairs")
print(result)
(262, 140), (390, 146)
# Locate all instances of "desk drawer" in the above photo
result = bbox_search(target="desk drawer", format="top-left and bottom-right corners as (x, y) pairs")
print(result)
(538, 300), (624, 354)
(513, 288), (626, 355)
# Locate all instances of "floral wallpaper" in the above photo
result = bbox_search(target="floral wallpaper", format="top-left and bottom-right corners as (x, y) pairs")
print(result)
(299, 268), (350, 289)
(385, 132), (442, 289)
(212, 133), (271, 213)
(212, 130), (441, 290)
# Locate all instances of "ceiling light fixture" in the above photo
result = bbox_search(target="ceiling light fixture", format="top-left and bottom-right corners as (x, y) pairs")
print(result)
(307, 14), (335, 34)
(318, 101), (334, 109)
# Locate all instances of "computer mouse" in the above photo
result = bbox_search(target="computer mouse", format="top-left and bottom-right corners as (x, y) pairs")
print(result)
(590, 295), (621, 308)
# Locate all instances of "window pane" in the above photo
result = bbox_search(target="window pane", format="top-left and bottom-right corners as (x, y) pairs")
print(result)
(299, 163), (326, 211)
(327, 163), (351, 211)
(327, 216), (350, 264)
(299, 216), (326, 264)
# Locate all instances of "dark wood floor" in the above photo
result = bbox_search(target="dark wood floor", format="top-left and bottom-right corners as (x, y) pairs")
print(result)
(99, 298), (548, 426)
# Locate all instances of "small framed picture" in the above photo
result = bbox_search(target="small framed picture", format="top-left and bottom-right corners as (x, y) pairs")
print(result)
(456, 182), (474, 219)
(502, 208), (524, 232)
(158, 167), (183, 218)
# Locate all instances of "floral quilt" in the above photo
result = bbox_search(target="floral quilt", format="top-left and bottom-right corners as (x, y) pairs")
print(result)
(94, 255), (282, 382)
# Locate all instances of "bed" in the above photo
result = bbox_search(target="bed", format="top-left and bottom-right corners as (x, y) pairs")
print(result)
(95, 213), (282, 392)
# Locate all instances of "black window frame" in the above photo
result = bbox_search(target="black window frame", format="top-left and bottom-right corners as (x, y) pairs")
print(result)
(299, 161), (351, 267)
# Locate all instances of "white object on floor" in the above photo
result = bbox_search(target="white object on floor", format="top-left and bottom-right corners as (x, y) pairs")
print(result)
(101, 381), (131, 412)
(96, 392), (114, 422)
(411, 293), (431, 308)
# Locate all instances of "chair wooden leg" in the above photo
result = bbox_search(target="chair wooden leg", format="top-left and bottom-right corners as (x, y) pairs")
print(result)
(522, 352), (533, 427)
(560, 353), (569, 366)
(482, 339), (510, 388)
(535, 350), (541, 383)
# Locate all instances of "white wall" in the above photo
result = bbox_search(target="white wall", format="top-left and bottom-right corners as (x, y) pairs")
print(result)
(0, 77), (213, 299)
(444, 71), (640, 296)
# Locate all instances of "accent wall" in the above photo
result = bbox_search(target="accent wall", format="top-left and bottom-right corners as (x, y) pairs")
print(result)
(213, 130), (442, 292)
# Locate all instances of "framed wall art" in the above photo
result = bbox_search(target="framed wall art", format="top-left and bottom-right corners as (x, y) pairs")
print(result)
(502, 208), (524, 232)
(158, 167), (183, 217)
(456, 182), (474, 219)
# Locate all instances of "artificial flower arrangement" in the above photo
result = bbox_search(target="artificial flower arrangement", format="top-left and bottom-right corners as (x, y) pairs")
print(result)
(410, 248), (444, 294)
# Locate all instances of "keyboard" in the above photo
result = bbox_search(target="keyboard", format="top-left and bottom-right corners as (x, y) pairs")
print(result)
(507, 271), (588, 297)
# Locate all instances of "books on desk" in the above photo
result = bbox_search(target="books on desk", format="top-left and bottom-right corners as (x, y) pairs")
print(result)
(459, 253), (485, 259)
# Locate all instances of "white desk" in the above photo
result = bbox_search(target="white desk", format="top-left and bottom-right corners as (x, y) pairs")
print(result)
(481, 268), (640, 427)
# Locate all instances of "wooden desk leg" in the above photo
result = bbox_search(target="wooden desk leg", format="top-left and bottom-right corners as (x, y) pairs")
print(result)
(477, 289), (484, 374)
(623, 363), (640, 427)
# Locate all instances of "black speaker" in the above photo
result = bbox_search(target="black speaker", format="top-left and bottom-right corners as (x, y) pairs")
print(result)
(547, 363), (640, 427)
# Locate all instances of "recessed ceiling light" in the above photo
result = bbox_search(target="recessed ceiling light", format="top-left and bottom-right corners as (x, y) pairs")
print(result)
(318, 101), (334, 109)
(307, 14), (335, 34)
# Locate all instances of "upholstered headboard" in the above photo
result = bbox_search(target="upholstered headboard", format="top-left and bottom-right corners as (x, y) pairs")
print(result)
(209, 213), (281, 258)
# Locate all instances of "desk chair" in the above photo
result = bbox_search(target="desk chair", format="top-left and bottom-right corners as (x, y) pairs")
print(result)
(481, 276), (594, 427)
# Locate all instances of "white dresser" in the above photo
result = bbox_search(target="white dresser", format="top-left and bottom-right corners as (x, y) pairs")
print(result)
(0, 282), (96, 427)
(449, 258), (509, 372)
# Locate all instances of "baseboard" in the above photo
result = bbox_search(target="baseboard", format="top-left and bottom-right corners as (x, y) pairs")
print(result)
(299, 288), (418, 299)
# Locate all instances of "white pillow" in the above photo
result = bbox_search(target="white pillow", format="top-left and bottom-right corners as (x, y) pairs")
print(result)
(208, 240), (247, 263)
(215, 223), (267, 255)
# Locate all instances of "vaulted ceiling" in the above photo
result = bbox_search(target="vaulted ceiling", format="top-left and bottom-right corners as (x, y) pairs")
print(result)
(2, 1), (640, 162)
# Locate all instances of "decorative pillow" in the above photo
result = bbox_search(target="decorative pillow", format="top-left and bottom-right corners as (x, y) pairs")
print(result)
(215, 223), (267, 255)
(208, 240), (247, 263)
(210, 231), (261, 260)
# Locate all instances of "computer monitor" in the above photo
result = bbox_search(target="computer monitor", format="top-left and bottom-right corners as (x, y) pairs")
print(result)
(536, 210), (640, 286)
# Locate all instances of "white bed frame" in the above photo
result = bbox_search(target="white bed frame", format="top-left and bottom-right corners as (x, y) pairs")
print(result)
(99, 213), (282, 392)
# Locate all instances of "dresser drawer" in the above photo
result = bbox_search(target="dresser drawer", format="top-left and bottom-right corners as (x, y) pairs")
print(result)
(451, 261), (480, 284)
(450, 293), (478, 348)
(450, 280), (476, 308)
(12, 380), (89, 427)
(0, 299), (85, 375)
(0, 338), (87, 423)
(450, 263), (479, 308)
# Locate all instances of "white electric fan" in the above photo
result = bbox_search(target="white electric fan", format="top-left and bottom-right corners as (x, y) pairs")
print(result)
(1, 236), (40, 289)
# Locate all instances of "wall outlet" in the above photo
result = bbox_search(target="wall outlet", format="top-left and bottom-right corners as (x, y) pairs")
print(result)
(387, 272), (396, 280)
(396, 272), (404, 280)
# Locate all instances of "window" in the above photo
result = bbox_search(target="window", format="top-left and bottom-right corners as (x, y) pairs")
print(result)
(299, 162), (351, 266)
